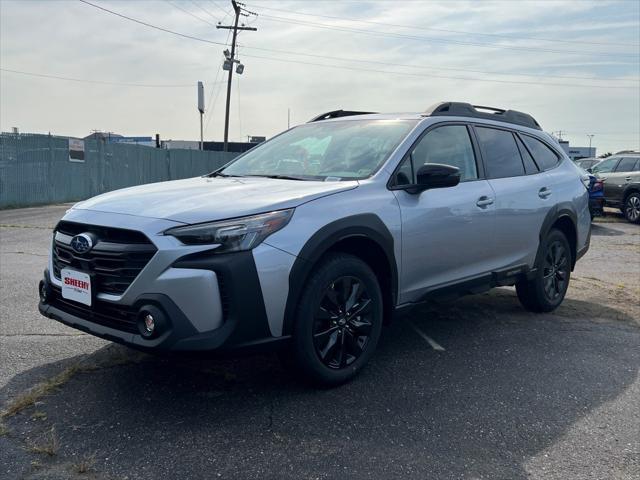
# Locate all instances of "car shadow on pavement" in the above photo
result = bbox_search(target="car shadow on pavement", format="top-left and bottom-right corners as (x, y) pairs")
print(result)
(591, 223), (626, 236)
(2, 289), (639, 480)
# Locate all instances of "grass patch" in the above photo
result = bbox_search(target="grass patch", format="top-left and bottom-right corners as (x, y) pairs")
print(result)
(2, 365), (81, 418)
(31, 411), (48, 421)
(28, 426), (58, 457)
(1, 345), (148, 419)
(72, 453), (96, 474)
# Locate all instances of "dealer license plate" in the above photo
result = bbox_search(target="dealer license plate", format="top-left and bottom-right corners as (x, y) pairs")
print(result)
(61, 268), (92, 306)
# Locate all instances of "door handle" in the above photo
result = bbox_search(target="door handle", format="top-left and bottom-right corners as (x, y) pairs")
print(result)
(626, 176), (633, 182)
(538, 187), (552, 199)
(476, 196), (494, 207)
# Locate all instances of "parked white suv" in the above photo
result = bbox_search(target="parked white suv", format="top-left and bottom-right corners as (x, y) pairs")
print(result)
(39, 102), (591, 385)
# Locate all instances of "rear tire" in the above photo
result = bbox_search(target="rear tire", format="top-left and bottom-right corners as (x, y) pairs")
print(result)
(624, 192), (640, 224)
(516, 229), (571, 313)
(282, 253), (383, 386)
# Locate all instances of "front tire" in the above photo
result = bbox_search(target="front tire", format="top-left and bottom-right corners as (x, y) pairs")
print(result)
(624, 192), (640, 224)
(285, 253), (383, 386)
(516, 229), (571, 313)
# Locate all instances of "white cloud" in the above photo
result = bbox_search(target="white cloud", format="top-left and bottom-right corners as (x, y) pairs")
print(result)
(1, 0), (638, 153)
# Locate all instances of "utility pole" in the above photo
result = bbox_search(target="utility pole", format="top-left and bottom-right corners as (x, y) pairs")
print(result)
(217, 1), (257, 152)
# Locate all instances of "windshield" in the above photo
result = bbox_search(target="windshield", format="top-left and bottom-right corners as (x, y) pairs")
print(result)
(219, 119), (417, 180)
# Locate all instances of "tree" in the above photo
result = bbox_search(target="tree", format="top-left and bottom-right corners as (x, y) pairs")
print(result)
(599, 152), (612, 158)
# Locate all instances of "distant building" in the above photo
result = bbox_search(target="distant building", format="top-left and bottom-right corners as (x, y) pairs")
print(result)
(84, 132), (155, 147)
(557, 140), (596, 161)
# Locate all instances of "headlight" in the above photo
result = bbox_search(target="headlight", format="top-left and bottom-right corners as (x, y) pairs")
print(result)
(164, 209), (294, 252)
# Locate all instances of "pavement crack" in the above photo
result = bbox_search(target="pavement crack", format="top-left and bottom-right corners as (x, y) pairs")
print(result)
(2, 251), (49, 257)
(0, 224), (53, 230)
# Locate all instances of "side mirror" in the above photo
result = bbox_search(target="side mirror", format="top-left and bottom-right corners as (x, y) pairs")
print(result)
(587, 167), (593, 173)
(405, 163), (461, 194)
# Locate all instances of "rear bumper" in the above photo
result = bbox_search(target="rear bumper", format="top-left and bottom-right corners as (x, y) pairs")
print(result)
(589, 197), (605, 215)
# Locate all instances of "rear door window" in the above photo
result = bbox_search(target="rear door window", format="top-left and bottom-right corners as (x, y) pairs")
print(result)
(475, 127), (524, 179)
(521, 135), (559, 170)
(615, 157), (639, 172)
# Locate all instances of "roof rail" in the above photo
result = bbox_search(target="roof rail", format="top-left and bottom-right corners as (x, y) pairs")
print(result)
(424, 102), (542, 130)
(309, 109), (377, 123)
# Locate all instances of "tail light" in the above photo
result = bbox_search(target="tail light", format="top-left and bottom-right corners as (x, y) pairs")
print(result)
(592, 180), (604, 192)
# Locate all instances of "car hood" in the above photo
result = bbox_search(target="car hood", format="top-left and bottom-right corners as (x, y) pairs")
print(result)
(73, 176), (358, 224)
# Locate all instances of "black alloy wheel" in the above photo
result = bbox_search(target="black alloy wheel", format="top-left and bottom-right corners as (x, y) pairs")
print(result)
(313, 276), (373, 369)
(542, 240), (569, 302)
(284, 253), (383, 386)
(516, 228), (571, 313)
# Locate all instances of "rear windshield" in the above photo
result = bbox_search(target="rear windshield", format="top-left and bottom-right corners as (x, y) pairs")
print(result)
(220, 120), (417, 180)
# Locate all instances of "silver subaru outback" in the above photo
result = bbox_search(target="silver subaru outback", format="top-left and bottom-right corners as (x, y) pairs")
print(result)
(39, 102), (591, 385)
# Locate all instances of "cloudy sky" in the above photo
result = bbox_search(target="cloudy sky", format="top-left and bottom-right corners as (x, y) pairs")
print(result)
(1, 0), (638, 153)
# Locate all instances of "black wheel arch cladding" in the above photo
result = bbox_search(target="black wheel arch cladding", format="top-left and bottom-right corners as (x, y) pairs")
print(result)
(282, 213), (397, 336)
(536, 204), (579, 269)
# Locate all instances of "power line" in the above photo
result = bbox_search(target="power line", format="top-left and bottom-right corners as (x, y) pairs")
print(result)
(165, 0), (218, 28)
(204, 30), (232, 133)
(238, 43), (638, 84)
(209, 0), (232, 19)
(248, 4), (640, 48)
(190, 0), (223, 23)
(256, 13), (638, 58)
(76, 1), (637, 89)
(0, 68), (199, 88)
(78, 0), (227, 46)
(240, 53), (638, 90)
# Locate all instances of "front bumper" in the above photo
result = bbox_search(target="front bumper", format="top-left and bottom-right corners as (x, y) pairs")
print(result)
(39, 209), (292, 353)
(39, 253), (289, 353)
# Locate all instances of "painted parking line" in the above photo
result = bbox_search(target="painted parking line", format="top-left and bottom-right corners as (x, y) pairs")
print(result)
(407, 320), (446, 351)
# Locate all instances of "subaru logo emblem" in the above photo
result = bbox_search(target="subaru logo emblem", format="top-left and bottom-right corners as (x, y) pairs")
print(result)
(70, 233), (94, 254)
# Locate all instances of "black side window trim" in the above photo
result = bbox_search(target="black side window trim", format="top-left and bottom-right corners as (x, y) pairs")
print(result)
(513, 133), (541, 174)
(387, 121), (484, 190)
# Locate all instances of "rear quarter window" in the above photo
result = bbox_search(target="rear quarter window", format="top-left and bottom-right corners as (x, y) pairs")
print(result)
(521, 135), (560, 171)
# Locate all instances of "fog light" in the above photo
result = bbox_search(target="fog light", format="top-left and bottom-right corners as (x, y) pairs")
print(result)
(39, 280), (48, 303)
(137, 305), (166, 339)
(143, 314), (155, 333)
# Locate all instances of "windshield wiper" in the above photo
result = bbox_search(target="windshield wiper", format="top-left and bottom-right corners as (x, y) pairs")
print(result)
(245, 174), (309, 181)
(208, 171), (244, 178)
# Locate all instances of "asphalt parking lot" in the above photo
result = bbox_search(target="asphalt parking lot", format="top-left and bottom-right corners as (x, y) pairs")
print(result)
(1, 205), (639, 480)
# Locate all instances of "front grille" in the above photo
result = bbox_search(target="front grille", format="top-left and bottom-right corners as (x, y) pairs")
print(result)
(49, 286), (139, 334)
(52, 221), (157, 295)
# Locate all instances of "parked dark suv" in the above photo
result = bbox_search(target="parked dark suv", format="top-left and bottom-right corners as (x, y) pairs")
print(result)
(591, 154), (640, 223)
